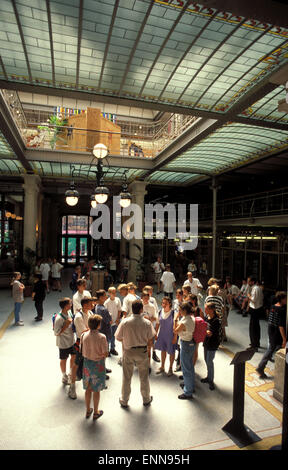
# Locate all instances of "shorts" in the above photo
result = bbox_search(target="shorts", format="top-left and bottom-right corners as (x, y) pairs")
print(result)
(59, 345), (76, 360)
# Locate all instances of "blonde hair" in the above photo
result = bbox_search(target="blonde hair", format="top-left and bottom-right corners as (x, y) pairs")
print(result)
(108, 286), (116, 294)
(208, 285), (219, 296)
(117, 283), (128, 291)
(127, 282), (137, 291)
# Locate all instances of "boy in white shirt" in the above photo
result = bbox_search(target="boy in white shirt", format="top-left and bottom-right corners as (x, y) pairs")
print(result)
(122, 283), (137, 317)
(141, 291), (158, 371)
(72, 279), (91, 314)
(54, 297), (77, 399)
(160, 264), (176, 300)
(104, 287), (122, 355)
(143, 285), (159, 312)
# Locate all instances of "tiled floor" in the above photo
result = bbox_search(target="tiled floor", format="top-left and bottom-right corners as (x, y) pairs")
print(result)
(0, 274), (283, 451)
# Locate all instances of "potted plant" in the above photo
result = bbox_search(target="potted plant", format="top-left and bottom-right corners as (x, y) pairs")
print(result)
(22, 247), (36, 297)
(38, 115), (68, 150)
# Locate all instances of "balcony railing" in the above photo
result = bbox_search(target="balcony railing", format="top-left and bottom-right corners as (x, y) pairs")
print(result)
(1, 89), (198, 159)
(199, 188), (288, 220)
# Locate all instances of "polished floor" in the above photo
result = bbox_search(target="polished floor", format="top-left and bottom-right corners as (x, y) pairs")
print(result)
(0, 273), (283, 451)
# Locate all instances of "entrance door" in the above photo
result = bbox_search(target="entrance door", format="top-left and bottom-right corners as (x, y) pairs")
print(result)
(61, 215), (92, 265)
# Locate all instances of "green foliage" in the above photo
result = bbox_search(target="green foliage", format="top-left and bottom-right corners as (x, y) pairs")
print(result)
(38, 115), (68, 149)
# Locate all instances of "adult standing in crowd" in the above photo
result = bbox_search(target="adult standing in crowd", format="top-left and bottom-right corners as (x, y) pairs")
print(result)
(11, 271), (25, 326)
(115, 299), (155, 408)
(183, 271), (203, 296)
(151, 256), (165, 294)
(51, 258), (63, 292)
(32, 273), (46, 321)
(187, 259), (197, 277)
(108, 252), (117, 283)
(155, 296), (178, 376)
(246, 277), (264, 351)
(256, 291), (287, 379)
(160, 264), (176, 300)
(70, 265), (81, 295)
(40, 259), (51, 293)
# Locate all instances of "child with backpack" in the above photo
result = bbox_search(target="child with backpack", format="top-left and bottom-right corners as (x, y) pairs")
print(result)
(201, 302), (221, 391)
(53, 298), (77, 399)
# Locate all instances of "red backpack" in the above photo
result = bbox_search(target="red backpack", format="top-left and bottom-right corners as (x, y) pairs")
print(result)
(193, 316), (207, 343)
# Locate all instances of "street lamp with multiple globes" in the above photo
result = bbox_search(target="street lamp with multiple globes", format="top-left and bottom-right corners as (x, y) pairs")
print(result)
(65, 143), (132, 209)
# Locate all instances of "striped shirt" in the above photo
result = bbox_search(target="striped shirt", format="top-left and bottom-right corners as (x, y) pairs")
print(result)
(205, 295), (224, 317)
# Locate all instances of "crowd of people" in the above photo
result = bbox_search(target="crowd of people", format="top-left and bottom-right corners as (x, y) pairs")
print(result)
(10, 256), (287, 422)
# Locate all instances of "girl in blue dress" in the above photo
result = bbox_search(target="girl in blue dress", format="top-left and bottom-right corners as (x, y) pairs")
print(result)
(155, 297), (177, 376)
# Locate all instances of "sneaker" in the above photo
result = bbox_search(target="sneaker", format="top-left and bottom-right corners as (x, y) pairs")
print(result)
(156, 367), (165, 374)
(167, 369), (173, 377)
(62, 374), (69, 385)
(68, 384), (77, 399)
(110, 349), (118, 356)
(106, 368), (112, 374)
(15, 321), (24, 326)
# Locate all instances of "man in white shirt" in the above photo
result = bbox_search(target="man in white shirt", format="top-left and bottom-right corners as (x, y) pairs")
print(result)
(151, 256), (165, 294)
(40, 259), (51, 293)
(226, 281), (240, 310)
(51, 258), (63, 292)
(247, 277), (264, 351)
(104, 286), (122, 355)
(72, 279), (91, 314)
(183, 272), (203, 295)
(160, 264), (176, 300)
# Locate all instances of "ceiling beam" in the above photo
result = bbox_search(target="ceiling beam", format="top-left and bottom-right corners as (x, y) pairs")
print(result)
(11, 0), (33, 83)
(98, 0), (119, 90)
(75, 0), (84, 89)
(119, 0), (154, 94)
(25, 148), (154, 170)
(45, 0), (55, 87)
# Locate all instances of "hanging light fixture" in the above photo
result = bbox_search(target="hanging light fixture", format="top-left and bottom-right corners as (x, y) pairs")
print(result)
(65, 181), (79, 206)
(92, 143), (108, 160)
(90, 195), (97, 208)
(93, 182), (109, 204)
(119, 182), (132, 208)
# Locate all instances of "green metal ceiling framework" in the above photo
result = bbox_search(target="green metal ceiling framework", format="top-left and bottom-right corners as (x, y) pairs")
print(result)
(0, 0), (287, 186)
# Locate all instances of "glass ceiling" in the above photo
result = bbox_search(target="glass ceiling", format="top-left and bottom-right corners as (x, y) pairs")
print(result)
(164, 122), (288, 177)
(1, 0), (288, 115)
(239, 85), (288, 124)
(0, 130), (16, 158)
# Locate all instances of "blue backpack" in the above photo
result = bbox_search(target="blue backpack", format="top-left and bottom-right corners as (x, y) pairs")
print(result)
(52, 311), (76, 333)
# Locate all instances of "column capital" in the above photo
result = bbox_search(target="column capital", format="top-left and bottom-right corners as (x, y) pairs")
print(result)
(128, 180), (147, 197)
(23, 173), (41, 194)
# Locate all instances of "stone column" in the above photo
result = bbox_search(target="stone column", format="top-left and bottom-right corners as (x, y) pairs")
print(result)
(23, 174), (41, 254)
(127, 181), (147, 284)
